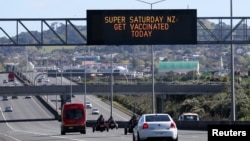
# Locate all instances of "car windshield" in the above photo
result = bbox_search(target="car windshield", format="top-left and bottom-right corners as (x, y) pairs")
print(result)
(145, 115), (171, 122)
(65, 109), (83, 119)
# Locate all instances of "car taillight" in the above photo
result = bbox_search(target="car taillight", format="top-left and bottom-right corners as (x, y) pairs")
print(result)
(142, 123), (148, 129)
(170, 122), (176, 128)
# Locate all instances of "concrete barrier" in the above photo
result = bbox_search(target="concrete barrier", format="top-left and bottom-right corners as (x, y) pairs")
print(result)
(175, 121), (250, 130)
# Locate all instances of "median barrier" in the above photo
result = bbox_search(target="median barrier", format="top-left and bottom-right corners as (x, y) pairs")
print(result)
(175, 121), (250, 131)
(36, 96), (60, 120)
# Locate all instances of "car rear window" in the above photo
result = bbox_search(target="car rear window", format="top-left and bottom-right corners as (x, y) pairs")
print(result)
(145, 115), (170, 122)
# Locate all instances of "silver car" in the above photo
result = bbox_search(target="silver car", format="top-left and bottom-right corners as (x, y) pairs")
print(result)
(133, 113), (178, 141)
(2, 96), (8, 101)
(5, 105), (13, 112)
(85, 101), (92, 109)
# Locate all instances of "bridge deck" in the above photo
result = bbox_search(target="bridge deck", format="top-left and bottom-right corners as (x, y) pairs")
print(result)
(0, 84), (225, 96)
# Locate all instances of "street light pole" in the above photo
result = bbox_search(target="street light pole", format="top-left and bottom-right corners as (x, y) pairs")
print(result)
(84, 48), (87, 106)
(230, 0), (236, 122)
(70, 64), (72, 103)
(136, 0), (166, 114)
(111, 53), (114, 117)
(70, 57), (76, 103)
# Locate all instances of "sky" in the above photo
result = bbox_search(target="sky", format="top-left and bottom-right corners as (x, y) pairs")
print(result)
(0, 0), (249, 37)
(0, 0), (249, 18)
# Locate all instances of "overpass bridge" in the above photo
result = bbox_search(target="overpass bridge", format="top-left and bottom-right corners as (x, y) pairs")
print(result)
(0, 84), (225, 96)
(0, 71), (226, 96)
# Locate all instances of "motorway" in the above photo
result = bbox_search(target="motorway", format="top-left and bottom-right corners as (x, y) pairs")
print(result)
(0, 73), (208, 141)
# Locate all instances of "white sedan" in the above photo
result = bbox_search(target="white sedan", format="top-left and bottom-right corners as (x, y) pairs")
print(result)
(133, 113), (178, 141)
(85, 101), (92, 109)
(92, 108), (100, 115)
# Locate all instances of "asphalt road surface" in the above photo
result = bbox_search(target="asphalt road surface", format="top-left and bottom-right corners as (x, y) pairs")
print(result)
(0, 72), (208, 141)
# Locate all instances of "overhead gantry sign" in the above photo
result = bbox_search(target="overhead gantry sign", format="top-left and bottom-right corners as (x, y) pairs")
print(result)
(87, 9), (197, 45)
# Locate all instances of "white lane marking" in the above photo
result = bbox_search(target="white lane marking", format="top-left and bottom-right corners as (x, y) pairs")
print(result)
(0, 132), (21, 141)
(0, 107), (21, 141)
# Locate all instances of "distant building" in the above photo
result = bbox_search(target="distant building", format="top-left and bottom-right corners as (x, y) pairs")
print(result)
(157, 61), (199, 74)
(75, 56), (100, 62)
(4, 63), (18, 72)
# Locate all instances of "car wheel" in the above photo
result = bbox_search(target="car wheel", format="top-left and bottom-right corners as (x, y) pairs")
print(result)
(80, 130), (86, 134)
(137, 133), (141, 141)
(173, 136), (178, 141)
(92, 126), (95, 132)
(61, 130), (65, 135)
(124, 128), (127, 135)
(133, 133), (136, 141)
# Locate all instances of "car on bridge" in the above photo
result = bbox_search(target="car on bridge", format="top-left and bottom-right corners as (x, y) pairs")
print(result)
(13, 80), (19, 86)
(37, 78), (42, 83)
(12, 96), (18, 99)
(25, 96), (32, 99)
(5, 105), (13, 112)
(2, 96), (8, 101)
(3, 80), (8, 84)
(44, 78), (50, 82)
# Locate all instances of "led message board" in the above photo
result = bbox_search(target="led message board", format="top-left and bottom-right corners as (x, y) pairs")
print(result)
(87, 10), (197, 45)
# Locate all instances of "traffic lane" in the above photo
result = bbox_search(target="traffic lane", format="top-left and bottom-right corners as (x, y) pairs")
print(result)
(0, 96), (61, 141)
(0, 122), (208, 141)
(0, 96), (53, 121)
(0, 73), (23, 87)
(72, 94), (130, 122)
(83, 95), (130, 122)
(0, 97), (59, 138)
(1, 102), (207, 141)
(47, 76), (78, 85)
(0, 96), (57, 136)
(0, 73), (9, 86)
(48, 94), (131, 122)
(34, 76), (74, 86)
(179, 130), (207, 141)
(0, 133), (17, 141)
(0, 125), (133, 141)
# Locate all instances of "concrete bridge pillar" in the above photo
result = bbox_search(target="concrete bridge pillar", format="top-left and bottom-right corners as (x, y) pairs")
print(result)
(156, 95), (166, 113)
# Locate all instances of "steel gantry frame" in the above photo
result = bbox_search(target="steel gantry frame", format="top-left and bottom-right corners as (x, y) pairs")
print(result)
(0, 18), (87, 46)
(0, 17), (250, 46)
